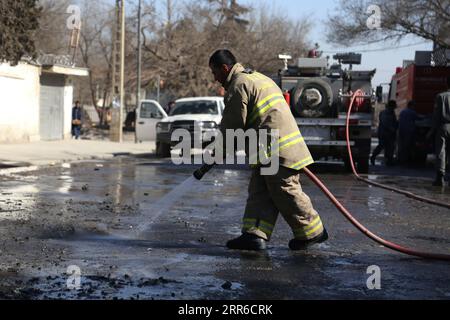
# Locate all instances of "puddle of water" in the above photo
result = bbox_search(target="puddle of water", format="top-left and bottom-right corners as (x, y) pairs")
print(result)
(0, 166), (39, 176)
(0, 210), (30, 221)
(135, 176), (199, 235)
(57, 175), (73, 194)
(367, 196), (389, 216)
(4, 184), (39, 194)
(331, 258), (355, 266)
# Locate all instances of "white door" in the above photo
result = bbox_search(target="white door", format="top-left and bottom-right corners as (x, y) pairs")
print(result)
(136, 101), (167, 142)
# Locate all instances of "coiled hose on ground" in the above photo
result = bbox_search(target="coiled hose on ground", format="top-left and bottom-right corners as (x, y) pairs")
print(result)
(302, 90), (450, 261)
(345, 90), (450, 210)
(194, 92), (450, 261)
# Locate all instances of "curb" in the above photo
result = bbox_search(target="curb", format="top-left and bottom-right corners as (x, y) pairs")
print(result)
(0, 152), (154, 176)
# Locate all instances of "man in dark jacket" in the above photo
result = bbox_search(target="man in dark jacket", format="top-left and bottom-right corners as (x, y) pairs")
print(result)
(398, 100), (419, 165)
(371, 100), (398, 166)
(72, 101), (82, 139)
(428, 76), (450, 186)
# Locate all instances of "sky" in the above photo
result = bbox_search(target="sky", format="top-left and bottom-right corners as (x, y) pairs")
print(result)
(241, 0), (434, 86)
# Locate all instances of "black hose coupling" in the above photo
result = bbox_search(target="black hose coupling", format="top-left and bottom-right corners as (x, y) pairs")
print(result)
(193, 164), (215, 180)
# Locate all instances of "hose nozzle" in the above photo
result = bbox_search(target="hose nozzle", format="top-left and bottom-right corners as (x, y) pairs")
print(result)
(193, 164), (215, 180)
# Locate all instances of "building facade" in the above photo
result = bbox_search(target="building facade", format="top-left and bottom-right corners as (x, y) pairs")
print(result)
(0, 60), (88, 143)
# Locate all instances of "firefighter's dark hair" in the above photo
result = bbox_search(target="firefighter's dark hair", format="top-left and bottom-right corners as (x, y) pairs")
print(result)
(209, 50), (237, 68)
(447, 75), (450, 87)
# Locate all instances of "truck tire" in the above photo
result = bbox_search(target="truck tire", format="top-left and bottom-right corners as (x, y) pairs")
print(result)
(156, 141), (171, 158)
(292, 78), (333, 118)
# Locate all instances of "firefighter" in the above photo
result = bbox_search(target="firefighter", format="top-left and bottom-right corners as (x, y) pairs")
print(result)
(370, 100), (398, 166)
(208, 49), (328, 251)
(398, 100), (419, 165)
(428, 76), (450, 187)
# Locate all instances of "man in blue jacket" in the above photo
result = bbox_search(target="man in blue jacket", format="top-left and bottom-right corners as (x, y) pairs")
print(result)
(398, 101), (419, 165)
(371, 100), (398, 166)
(72, 101), (82, 139)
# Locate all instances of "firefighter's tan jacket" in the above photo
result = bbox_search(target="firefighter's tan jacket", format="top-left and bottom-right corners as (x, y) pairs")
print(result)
(221, 63), (314, 170)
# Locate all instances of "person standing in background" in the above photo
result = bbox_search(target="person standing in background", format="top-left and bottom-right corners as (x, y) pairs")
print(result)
(371, 100), (398, 166)
(428, 76), (450, 187)
(398, 101), (419, 165)
(72, 101), (82, 140)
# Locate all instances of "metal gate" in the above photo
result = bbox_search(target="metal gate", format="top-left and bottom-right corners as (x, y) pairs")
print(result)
(39, 73), (65, 140)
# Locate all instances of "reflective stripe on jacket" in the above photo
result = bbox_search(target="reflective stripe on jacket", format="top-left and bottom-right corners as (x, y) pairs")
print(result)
(221, 63), (314, 170)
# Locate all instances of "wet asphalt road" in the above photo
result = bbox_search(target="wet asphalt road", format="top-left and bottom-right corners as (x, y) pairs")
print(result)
(0, 156), (449, 300)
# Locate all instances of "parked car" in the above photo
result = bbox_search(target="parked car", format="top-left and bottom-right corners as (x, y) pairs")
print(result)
(155, 97), (224, 157)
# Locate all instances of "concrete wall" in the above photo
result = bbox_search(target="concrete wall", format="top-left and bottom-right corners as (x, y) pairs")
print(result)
(63, 77), (74, 140)
(0, 62), (41, 142)
(0, 64), (77, 142)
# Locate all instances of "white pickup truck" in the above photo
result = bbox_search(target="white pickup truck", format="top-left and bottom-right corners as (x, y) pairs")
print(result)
(135, 97), (224, 157)
(135, 99), (167, 142)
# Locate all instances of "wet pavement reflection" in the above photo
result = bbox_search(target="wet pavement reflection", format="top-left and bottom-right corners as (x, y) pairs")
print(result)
(0, 157), (449, 299)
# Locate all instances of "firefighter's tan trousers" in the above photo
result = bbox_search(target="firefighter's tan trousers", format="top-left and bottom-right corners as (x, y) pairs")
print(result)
(242, 167), (324, 241)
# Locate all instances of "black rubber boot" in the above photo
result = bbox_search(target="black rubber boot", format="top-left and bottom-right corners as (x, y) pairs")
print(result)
(432, 173), (445, 187)
(289, 228), (329, 251)
(226, 233), (267, 251)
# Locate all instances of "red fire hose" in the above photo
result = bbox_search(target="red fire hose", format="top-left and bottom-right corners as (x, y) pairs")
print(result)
(195, 91), (450, 260)
(345, 90), (450, 210)
(303, 90), (450, 261)
(304, 168), (450, 261)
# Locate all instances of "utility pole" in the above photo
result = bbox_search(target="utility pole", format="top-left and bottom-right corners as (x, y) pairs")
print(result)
(110, 0), (125, 143)
(135, 0), (142, 143)
(156, 74), (160, 103)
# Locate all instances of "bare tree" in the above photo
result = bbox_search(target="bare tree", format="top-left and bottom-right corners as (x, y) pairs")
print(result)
(35, 0), (72, 55)
(0, 0), (41, 65)
(74, 1), (117, 125)
(139, 0), (311, 100)
(327, 0), (450, 48)
(241, 5), (311, 74)
(34, 0), (312, 111)
(141, 0), (218, 98)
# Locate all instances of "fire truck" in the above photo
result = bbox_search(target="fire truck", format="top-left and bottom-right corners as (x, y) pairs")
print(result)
(276, 53), (375, 173)
(387, 52), (450, 164)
